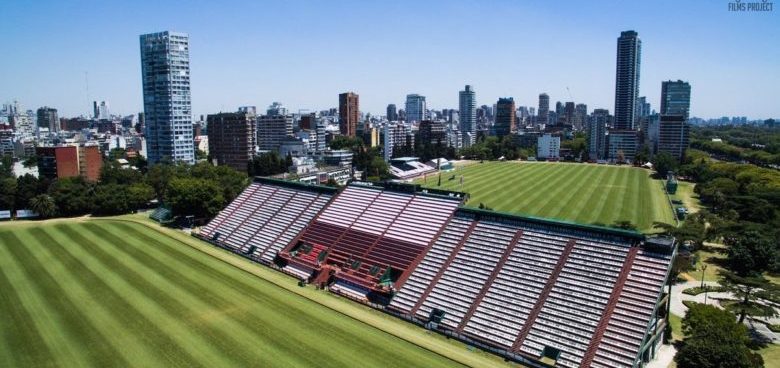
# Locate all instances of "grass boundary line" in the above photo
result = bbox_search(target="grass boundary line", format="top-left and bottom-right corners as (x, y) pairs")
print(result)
(92, 217), (501, 368)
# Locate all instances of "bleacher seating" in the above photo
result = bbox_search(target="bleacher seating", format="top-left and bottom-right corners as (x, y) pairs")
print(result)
(149, 207), (173, 223)
(197, 178), (336, 264)
(416, 221), (517, 329)
(197, 178), (673, 368)
(388, 158), (437, 180)
(389, 208), (673, 368)
(516, 238), (629, 367)
(589, 249), (672, 368)
(280, 183), (462, 294)
(462, 229), (569, 348)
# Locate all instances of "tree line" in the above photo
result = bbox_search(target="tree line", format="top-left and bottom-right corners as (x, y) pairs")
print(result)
(652, 148), (779, 368)
(0, 154), (249, 221)
(690, 125), (780, 166)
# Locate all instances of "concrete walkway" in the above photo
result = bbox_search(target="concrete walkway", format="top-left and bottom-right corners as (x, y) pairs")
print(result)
(646, 344), (677, 368)
(669, 280), (719, 317)
(669, 280), (780, 345)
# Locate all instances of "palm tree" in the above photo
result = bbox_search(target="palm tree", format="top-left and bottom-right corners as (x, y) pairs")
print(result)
(29, 194), (56, 218)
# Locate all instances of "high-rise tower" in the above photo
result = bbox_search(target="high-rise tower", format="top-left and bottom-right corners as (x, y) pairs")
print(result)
(140, 31), (194, 164)
(459, 85), (476, 146)
(614, 30), (642, 130)
(538, 93), (550, 125)
(339, 92), (359, 137)
(660, 80), (691, 119)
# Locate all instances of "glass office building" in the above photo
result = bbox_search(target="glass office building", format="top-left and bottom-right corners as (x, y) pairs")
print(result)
(140, 31), (194, 164)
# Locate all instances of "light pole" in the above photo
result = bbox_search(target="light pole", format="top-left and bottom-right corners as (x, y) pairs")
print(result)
(700, 264), (708, 289)
(701, 264), (709, 305)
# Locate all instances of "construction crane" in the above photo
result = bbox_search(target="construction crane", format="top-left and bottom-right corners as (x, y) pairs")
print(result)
(566, 86), (574, 101)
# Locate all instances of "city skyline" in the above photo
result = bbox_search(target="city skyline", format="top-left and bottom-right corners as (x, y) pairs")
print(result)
(1, 0), (778, 119)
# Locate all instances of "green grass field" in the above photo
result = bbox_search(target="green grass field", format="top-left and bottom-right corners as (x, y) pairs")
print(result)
(416, 162), (675, 232)
(0, 219), (487, 368)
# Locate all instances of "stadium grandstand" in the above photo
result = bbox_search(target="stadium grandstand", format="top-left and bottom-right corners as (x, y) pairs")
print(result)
(388, 157), (437, 180)
(196, 177), (337, 264)
(278, 182), (467, 301)
(388, 208), (674, 368)
(196, 179), (675, 368)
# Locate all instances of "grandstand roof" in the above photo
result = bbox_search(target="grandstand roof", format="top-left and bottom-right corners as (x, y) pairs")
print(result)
(253, 176), (339, 195)
(458, 207), (645, 241)
(390, 157), (422, 162)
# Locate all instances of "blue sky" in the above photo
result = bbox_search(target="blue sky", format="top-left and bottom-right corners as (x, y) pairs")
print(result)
(1, 0), (778, 119)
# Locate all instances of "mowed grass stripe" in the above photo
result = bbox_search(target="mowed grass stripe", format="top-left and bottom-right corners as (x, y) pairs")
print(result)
(0, 237), (57, 368)
(416, 162), (675, 231)
(53, 224), (234, 367)
(496, 164), (564, 211)
(573, 165), (621, 225)
(0, 220), (478, 368)
(0, 234), (80, 367)
(528, 164), (585, 216)
(507, 164), (579, 212)
(46, 225), (203, 367)
(107, 221), (414, 367)
(626, 170), (643, 224)
(82, 223), (324, 367)
(23, 228), (152, 366)
(609, 167), (631, 225)
(507, 164), (577, 216)
(651, 179), (674, 226)
(106, 225), (354, 367)
(474, 163), (549, 199)
(565, 165), (610, 222)
(543, 165), (601, 219)
(109, 221), (466, 368)
(0, 231), (127, 367)
(474, 163), (556, 209)
(75, 224), (271, 367)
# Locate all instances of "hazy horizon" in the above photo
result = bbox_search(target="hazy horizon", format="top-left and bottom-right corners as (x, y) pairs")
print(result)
(1, 0), (778, 120)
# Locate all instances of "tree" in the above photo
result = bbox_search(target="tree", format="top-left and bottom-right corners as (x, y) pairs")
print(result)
(653, 151), (679, 177)
(0, 177), (16, 210)
(248, 152), (288, 177)
(22, 155), (38, 168)
(29, 194), (56, 218)
(108, 148), (126, 160)
(48, 177), (94, 217)
(653, 212), (710, 251)
(724, 230), (778, 277)
(329, 136), (364, 151)
(616, 149), (625, 163)
(721, 271), (779, 323)
(0, 155), (13, 178)
(561, 137), (587, 160)
(191, 162), (248, 203)
(127, 155), (148, 173)
(634, 145), (651, 165)
(127, 182), (155, 210)
(165, 177), (224, 219)
(146, 161), (188, 200)
(100, 161), (143, 185)
(92, 184), (132, 216)
(368, 156), (389, 179)
(675, 303), (763, 368)
(15, 174), (41, 210)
